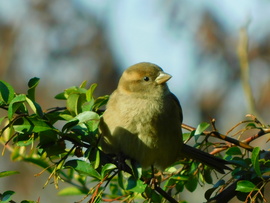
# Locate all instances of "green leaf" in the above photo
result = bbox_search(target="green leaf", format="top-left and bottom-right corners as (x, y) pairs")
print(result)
(230, 157), (250, 169)
(92, 95), (109, 111)
(183, 132), (191, 142)
(144, 186), (161, 202)
(246, 123), (257, 129)
(64, 86), (86, 98)
(8, 94), (27, 119)
(195, 122), (210, 135)
(66, 93), (87, 116)
(0, 116), (6, 126)
(170, 174), (189, 181)
(62, 111), (100, 132)
(251, 147), (261, 177)
(236, 180), (259, 192)
(58, 187), (86, 196)
(66, 93), (80, 116)
(88, 147), (100, 169)
(0, 171), (20, 178)
(14, 133), (37, 146)
(109, 183), (119, 196)
(126, 177), (147, 193)
(0, 80), (15, 105)
(118, 171), (128, 190)
(13, 117), (53, 133)
(101, 163), (117, 179)
(54, 92), (66, 100)
(202, 168), (213, 184)
(62, 120), (79, 133)
(1, 190), (15, 202)
(38, 130), (58, 147)
(86, 83), (97, 102)
(130, 160), (142, 179)
(38, 138), (66, 157)
(64, 160), (101, 180)
(79, 80), (88, 88)
(226, 147), (242, 156)
(27, 77), (40, 102)
(82, 111), (100, 132)
(82, 101), (94, 112)
(26, 97), (43, 118)
(59, 113), (74, 121)
(185, 175), (198, 192)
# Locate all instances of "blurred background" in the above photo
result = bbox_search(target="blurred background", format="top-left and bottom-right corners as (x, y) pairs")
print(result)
(1, 0), (270, 202)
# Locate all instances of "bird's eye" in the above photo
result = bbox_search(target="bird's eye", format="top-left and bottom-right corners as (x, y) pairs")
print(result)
(143, 76), (150, 81)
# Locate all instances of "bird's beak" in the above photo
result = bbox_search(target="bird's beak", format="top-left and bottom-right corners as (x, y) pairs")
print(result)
(155, 71), (172, 84)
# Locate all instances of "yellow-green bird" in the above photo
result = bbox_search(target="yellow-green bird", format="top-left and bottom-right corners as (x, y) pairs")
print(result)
(100, 62), (229, 173)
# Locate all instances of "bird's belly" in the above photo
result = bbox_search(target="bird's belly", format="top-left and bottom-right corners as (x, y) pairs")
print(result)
(102, 98), (182, 170)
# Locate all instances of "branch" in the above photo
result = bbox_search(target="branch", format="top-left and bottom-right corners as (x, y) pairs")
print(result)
(243, 128), (270, 144)
(182, 123), (254, 151)
(155, 185), (178, 203)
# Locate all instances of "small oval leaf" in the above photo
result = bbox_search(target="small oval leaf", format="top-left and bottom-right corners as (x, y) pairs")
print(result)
(236, 180), (259, 192)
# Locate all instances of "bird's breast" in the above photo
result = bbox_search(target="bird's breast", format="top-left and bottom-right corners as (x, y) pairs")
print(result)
(101, 93), (183, 169)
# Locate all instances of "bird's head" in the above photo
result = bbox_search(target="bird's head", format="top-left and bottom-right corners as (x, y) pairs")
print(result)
(117, 62), (172, 96)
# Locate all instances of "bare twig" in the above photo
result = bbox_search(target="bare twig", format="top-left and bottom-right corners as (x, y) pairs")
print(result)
(243, 128), (270, 144)
(238, 26), (256, 116)
(181, 123), (254, 151)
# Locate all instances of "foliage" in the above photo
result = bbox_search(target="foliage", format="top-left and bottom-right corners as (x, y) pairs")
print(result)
(1, 78), (270, 203)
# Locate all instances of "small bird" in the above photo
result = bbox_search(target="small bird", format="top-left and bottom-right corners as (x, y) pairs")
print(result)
(99, 62), (229, 173)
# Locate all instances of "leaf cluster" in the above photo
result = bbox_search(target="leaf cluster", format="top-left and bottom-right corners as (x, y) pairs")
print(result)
(1, 79), (270, 203)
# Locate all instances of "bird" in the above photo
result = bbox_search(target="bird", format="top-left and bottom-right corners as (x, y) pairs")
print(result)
(99, 62), (229, 173)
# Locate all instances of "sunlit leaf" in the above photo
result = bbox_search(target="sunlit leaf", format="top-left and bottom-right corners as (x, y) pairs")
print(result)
(13, 117), (53, 133)
(58, 187), (87, 196)
(8, 94), (27, 119)
(62, 111), (100, 133)
(67, 93), (80, 116)
(0, 171), (20, 178)
(0, 116), (6, 126)
(64, 160), (101, 180)
(54, 92), (66, 100)
(195, 122), (209, 135)
(236, 180), (259, 192)
(251, 147), (261, 177)
(79, 80), (87, 88)
(92, 95), (109, 111)
(86, 83), (97, 102)
(26, 97), (43, 117)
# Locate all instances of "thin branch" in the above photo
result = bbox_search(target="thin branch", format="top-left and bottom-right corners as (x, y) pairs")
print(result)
(155, 185), (178, 203)
(238, 26), (256, 115)
(182, 123), (254, 151)
(243, 128), (270, 144)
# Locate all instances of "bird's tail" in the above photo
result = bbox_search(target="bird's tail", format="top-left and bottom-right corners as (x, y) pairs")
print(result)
(182, 144), (231, 174)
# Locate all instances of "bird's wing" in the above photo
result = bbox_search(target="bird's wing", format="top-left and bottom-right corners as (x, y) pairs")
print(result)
(169, 93), (183, 123)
